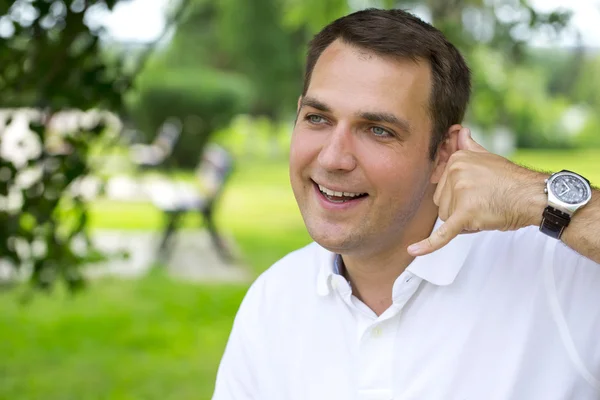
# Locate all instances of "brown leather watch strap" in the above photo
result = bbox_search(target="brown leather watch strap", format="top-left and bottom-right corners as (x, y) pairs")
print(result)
(540, 206), (571, 239)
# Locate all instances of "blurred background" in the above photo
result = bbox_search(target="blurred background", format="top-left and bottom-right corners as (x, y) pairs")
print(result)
(0, 0), (598, 398)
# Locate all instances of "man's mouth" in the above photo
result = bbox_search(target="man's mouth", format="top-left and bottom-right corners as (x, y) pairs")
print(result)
(314, 182), (368, 203)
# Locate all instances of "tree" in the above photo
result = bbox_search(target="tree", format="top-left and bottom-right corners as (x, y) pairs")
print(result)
(164, 0), (306, 119)
(126, 0), (305, 167)
(0, 0), (130, 291)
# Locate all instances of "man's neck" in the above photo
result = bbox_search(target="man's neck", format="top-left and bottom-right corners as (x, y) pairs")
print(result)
(340, 212), (438, 316)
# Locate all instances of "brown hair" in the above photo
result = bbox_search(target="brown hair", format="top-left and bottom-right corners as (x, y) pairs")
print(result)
(302, 8), (471, 159)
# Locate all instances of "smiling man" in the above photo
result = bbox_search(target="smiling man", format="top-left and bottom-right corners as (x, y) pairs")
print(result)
(213, 8), (600, 400)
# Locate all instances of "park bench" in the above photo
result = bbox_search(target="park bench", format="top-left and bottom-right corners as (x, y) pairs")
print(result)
(148, 143), (235, 264)
(129, 118), (181, 170)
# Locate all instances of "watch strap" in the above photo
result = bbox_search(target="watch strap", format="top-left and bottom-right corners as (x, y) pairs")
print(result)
(540, 206), (571, 239)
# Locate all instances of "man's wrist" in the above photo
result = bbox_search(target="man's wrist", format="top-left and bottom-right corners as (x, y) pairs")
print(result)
(514, 169), (548, 228)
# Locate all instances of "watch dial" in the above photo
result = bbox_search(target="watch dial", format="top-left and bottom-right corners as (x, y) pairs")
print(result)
(551, 175), (589, 204)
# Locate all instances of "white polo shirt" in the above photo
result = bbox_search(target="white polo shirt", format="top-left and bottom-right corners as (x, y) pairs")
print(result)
(213, 221), (600, 400)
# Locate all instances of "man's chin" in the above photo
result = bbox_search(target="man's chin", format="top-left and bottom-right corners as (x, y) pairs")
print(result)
(306, 228), (359, 255)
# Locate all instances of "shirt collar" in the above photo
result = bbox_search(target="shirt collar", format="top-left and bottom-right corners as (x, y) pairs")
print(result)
(406, 218), (476, 285)
(316, 218), (476, 295)
(333, 254), (344, 276)
(316, 250), (337, 296)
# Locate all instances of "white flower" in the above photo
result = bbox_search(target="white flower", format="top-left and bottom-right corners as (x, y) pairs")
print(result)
(0, 114), (43, 168)
(0, 188), (24, 213)
(15, 166), (43, 190)
(70, 175), (102, 201)
(80, 110), (102, 131)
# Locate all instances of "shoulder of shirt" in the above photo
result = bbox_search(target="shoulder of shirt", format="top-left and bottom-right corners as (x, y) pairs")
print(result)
(239, 242), (327, 315)
(473, 224), (599, 272)
(256, 241), (326, 285)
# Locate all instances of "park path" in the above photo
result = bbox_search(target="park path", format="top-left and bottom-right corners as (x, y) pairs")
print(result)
(0, 225), (251, 285)
(84, 229), (251, 283)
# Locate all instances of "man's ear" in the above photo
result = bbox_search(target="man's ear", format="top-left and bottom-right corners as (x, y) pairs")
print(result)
(431, 124), (462, 184)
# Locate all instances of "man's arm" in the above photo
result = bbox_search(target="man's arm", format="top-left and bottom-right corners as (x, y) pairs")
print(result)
(550, 186), (600, 263)
(408, 128), (600, 264)
(514, 169), (600, 263)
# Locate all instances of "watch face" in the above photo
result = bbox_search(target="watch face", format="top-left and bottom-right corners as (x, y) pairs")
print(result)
(551, 174), (590, 204)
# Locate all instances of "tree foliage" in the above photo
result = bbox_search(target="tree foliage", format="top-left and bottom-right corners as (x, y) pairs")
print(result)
(0, 0), (127, 110)
(0, 0), (129, 291)
(127, 0), (304, 167)
(128, 66), (253, 168)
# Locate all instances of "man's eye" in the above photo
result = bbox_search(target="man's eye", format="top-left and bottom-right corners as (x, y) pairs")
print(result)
(306, 114), (326, 124)
(371, 126), (392, 137)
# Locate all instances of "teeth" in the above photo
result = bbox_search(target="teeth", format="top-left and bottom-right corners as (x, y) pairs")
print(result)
(318, 184), (364, 198)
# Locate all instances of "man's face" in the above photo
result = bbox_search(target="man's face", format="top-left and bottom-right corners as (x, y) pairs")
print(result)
(289, 40), (439, 258)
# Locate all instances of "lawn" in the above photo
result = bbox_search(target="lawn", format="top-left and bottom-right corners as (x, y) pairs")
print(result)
(0, 148), (598, 399)
(0, 274), (248, 400)
(511, 148), (600, 186)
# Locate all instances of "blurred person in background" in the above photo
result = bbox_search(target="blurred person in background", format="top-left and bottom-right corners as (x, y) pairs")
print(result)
(213, 8), (600, 400)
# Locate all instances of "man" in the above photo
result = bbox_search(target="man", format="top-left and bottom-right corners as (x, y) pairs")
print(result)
(213, 8), (600, 400)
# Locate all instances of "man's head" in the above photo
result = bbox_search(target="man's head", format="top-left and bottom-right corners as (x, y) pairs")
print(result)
(289, 8), (471, 260)
(303, 8), (471, 160)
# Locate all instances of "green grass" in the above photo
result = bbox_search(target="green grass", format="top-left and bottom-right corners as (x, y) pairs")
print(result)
(0, 273), (248, 400)
(0, 149), (598, 399)
(511, 148), (600, 186)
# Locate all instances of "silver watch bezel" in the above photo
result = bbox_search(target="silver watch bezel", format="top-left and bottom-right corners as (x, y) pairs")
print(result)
(545, 170), (592, 215)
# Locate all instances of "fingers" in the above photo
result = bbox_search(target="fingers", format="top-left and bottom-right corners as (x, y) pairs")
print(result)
(422, 126), (488, 256)
(407, 214), (466, 256)
(433, 158), (449, 206)
(437, 178), (453, 221)
(434, 159), (455, 220)
(457, 128), (486, 153)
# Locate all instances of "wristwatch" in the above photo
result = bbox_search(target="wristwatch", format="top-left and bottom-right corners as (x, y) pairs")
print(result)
(540, 170), (592, 239)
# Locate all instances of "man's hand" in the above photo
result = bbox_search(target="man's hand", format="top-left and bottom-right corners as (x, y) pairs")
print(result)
(407, 128), (547, 257)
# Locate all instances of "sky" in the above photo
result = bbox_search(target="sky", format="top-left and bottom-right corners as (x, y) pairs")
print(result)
(99, 0), (170, 42)
(529, 0), (600, 47)
(100, 0), (600, 48)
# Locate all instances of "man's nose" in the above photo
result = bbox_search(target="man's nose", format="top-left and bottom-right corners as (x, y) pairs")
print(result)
(317, 125), (357, 172)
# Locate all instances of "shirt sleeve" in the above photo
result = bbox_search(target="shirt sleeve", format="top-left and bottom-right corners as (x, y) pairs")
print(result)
(212, 277), (265, 399)
(549, 239), (600, 391)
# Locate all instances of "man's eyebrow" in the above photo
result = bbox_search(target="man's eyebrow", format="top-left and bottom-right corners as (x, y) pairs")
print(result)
(300, 96), (412, 134)
(358, 111), (412, 135)
(300, 97), (331, 112)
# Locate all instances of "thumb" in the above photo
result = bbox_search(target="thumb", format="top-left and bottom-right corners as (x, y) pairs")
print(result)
(407, 213), (466, 256)
(458, 128), (486, 152)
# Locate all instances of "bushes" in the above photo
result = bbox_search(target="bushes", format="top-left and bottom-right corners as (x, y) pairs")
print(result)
(128, 68), (253, 168)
